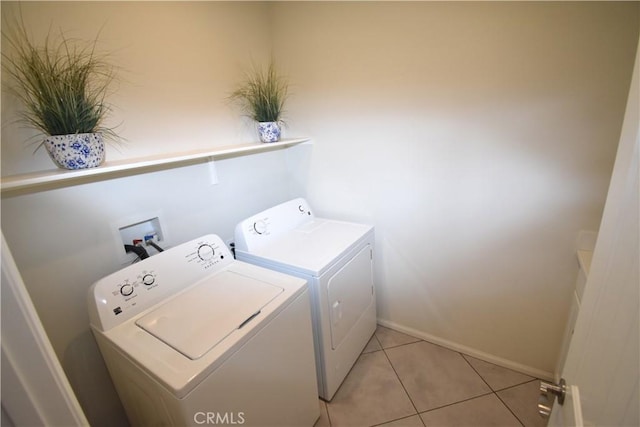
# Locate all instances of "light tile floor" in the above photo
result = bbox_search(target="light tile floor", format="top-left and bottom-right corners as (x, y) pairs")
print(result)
(314, 326), (549, 427)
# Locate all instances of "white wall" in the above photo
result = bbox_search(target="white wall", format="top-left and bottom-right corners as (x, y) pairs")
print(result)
(271, 2), (639, 376)
(1, 2), (638, 426)
(1, 1), (274, 174)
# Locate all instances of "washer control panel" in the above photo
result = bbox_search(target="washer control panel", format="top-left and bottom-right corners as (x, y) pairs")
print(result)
(89, 234), (233, 331)
(234, 198), (315, 252)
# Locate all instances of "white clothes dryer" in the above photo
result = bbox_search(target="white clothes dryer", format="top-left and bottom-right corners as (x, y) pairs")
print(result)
(88, 234), (319, 427)
(234, 198), (376, 401)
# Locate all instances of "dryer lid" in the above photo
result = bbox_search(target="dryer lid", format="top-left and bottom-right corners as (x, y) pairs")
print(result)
(135, 270), (283, 360)
(244, 219), (373, 276)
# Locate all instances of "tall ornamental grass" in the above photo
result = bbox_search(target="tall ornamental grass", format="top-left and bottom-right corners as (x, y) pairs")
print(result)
(229, 61), (288, 123)
(2, 22), (117, 146)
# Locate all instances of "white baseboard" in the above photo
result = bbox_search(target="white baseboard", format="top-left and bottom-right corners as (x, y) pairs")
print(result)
(376, 318), (554, 381)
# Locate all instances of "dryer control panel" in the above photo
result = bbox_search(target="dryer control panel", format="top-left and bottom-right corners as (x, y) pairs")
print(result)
(234, 197), (315, 252)
(88, 234), (234, 332)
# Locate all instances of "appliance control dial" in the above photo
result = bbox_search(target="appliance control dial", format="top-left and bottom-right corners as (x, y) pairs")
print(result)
(298, 204), (311, 215)
(142, 273), (155, 286)
(120, 283), (134, 297)
(197, 244), (215, 261)
(253, 220), (267, 235)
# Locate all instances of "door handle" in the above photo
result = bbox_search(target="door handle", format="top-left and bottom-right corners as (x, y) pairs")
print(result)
(332, 300), (342, 324)
(538, 378), (566, 418)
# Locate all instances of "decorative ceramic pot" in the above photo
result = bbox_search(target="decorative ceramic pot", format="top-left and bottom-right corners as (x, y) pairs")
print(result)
(257, 121), (281, 143)
(44, 132), (106, 170)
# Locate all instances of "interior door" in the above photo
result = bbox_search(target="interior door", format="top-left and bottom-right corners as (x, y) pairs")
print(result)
(1, 233), (89, 426)
(548, 41), (639, 426)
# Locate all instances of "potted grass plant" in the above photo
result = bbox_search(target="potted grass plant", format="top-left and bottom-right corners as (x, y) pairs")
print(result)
(229, 61), (289, 143)
(2, 23), (118, 170)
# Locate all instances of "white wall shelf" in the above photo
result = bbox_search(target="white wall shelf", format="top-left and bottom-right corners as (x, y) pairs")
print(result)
(1, 137), (310, 196)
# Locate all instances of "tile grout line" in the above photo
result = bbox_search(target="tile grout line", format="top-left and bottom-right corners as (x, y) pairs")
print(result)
(370, 413), (424, 427)
(460, 353), (493, 390)
(459, 353), (539, 392)
(322, 398), (333, 427)
(494, 378), (544, 427)
(493, 393), (525, 427)
(380, 342), (504, 422)
(377, 336), (516, 426)
(418, 390), (497, 413)
(460, 352), (526, 427)
(324, 333), (418, 427)
(379, 337), (428, 427)
(325, 328), (542, 427)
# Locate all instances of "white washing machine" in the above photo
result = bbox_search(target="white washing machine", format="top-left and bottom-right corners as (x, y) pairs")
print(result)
(88, 234), (319, 427)
(234, 198), (376, 401)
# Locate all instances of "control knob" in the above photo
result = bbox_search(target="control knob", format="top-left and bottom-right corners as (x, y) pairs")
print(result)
(142, 274), (155, 286)
(198, 244), (215, 261)
(253, 220), (267, 235)
(298, 205), (311, 215)
(120, 283), (134, 297)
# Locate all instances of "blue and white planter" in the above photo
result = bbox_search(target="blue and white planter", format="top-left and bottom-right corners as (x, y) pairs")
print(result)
(44, 132), (106, 170)
(257, 121), (281, 143)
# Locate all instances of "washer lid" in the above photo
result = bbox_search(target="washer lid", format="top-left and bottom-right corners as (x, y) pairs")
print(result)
(135, 270), (283, 360)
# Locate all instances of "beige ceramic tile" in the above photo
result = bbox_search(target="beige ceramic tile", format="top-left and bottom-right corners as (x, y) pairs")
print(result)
(325, 351), (416, 426)
(420, 393), (521, 426)
(314, 399), (330, 427)
(362, 334), (382, 353)
(377, 414), (425, 427)
(463, 355), (534, 391)
(497, 380), (548, 427)
(375, 325), (421, 349)
(385, 341), (491, 412)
